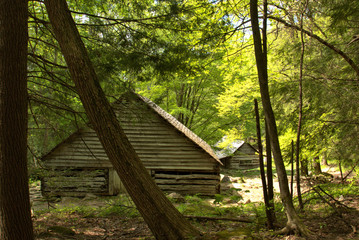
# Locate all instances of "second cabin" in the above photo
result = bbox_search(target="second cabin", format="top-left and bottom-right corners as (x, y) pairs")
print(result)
(215, 140), (259, 170)
(41, 92), (222, 197)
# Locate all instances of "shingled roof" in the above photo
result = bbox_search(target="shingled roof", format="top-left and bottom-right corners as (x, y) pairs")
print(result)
(215, 139), (246, 159)
(214, 136), (258, 159)
(132, 93), (221, 164)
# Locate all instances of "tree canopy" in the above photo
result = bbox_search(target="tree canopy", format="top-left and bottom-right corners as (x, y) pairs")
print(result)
(25, 0), (359, 180)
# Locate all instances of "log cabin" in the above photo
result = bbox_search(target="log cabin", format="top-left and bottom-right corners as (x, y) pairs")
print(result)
(41, 92), (222, 197)
(215, 140), (259, 169)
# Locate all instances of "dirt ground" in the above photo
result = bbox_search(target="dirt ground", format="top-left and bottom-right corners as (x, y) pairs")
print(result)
(31, 167), (359, 240)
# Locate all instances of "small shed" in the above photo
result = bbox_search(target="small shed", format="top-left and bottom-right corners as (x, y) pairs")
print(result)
(41, 92), (222, 197)
(215, 140), (259, 170)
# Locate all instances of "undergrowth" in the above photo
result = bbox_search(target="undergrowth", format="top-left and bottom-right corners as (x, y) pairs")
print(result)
(33, 167), (358, 240)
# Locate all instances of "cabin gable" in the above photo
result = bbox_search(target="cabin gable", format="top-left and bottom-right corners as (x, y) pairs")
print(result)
(216, 140), (259, 170)
(229, 143), (259, 169)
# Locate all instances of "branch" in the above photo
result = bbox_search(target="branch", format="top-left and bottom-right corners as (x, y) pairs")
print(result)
(70, 10), (173, 24)
(28, 53), (67, 69)
(343, 159), (359, 181)
(316, 186), (354, 210)
(268, 16), (359, 79)
(319, 119), (359, 125)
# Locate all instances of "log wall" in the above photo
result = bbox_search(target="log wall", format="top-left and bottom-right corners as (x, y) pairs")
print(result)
(227, 143), (259, 169)
(41, 168), (109, 197)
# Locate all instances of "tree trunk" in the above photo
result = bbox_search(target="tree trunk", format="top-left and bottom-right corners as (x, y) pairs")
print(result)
(313, 157), (322, 175)
(301, 158), (309, 176)
(295, 5), (306, 210)
(290, 140), (294, 198)
(265, 119), (276, 223)
(249, 0), (309, 236)
(44, 1), (200, 239)
(338, 160), (343, 181)
(321, 152), (328, 166)
(0, 1), (34, 239)
(254, 99), (273, 229)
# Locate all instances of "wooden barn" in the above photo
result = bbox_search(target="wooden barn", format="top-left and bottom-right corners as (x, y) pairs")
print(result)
(215, 140), (259, 170)
(41, 92), (222, 197)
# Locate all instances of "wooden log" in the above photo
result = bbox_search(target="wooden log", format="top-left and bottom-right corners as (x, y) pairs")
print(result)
(155, 179), (219, 185)
(184, 215), (252, 223)
(158, 184), (216, 193)
(155, 173), (220, 180)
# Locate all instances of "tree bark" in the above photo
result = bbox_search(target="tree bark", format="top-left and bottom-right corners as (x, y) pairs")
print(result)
(263, 5), (276, 225)
(313, 156), (322, 175)
(295, 7), (305, 210)
(44, 1), (200, 239)
(250, 0), (309, 236)
(265, 119), (276, 223)
(0, 0), (34, 239)
(254, 99), (273, 229)
(338, 160), (344, 181)
(290, 140), (294, 198)
(301, 158), (309, 176)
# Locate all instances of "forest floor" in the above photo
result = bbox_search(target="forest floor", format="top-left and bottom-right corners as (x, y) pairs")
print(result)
(31, 165), (359, 240)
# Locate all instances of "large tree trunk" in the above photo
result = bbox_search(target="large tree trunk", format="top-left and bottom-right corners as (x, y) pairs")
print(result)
(249, 0), (309, 236)
(44, 1), (200, 239)
(0, 1), (34, 239)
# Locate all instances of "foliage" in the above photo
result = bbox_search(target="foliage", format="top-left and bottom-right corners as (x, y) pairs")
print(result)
(27, 0), (359, 183)
(260, 0), (359, 171)
(97, 196), (140, 217)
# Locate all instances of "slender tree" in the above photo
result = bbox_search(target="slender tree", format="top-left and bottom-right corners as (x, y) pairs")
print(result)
(250, 0), (309, 236)
(265, 119), (276, 223)
(44, 0), (200, 239)
(0, 0), (34, 239)
(254, 99), (273, 229)
(295, 2), (306, 210)
(290, 140), (294, 198)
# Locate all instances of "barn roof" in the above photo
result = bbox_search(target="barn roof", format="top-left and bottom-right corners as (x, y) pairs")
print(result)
(42, 91), (221, 164)
(122, 92), (221, 164)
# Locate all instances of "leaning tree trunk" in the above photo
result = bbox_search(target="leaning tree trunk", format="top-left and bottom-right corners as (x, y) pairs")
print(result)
(249, 0), (310, 236)
(44, 1), (200, 239)
(0, 0), (34, 239)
